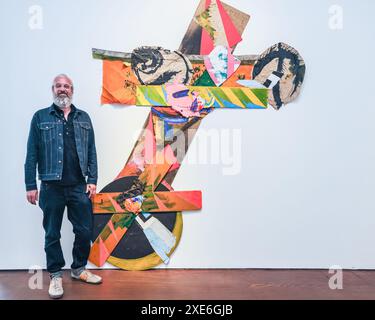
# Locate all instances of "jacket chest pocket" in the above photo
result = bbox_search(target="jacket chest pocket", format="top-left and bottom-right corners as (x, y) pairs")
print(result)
(78, 122), (91, 145)
(38, 122), (56, 143)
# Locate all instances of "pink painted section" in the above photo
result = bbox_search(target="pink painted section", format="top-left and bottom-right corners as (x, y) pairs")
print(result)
(108, 194), (126, 213)
(144, 112), (157, 164)
(227, 47), (235, 76)
(200, 0), (214, 55)
(177, 191), (202, 208)
(204, 53), (216, 83)
(108, 220), (118, 241)
(160, 180), (173, 191)
(98, 237), (110, 266)
(216, 0), (242, 49)
(162, 191), (202, 209)
(163, 144), (177, 165)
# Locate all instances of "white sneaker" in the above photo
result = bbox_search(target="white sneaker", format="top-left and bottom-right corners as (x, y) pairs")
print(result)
(71, 270), (102, 284)
(48, 277), (64, 299)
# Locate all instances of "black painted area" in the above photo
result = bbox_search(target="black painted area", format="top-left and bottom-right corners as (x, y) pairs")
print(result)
(92, 176), (177, 260)
(252, 43), (306, 109)
(179, 25), (203, 55)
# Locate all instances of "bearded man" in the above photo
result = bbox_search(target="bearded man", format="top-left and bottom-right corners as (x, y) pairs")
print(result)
(24, 74), (102, 299)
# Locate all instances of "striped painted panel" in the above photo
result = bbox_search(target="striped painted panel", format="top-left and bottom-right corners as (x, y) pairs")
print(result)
(136, 85), (268, 109)
(92, 191), (202, 214)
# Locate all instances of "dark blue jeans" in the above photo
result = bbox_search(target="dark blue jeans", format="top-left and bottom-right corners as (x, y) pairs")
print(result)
(39, 182), (93, 277)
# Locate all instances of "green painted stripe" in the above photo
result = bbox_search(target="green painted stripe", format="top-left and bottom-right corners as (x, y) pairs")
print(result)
(231, 88), (252, 106)
(209, 87), (233, 108)
(251, 88), (268, 106)
(141, 86), (167, 106)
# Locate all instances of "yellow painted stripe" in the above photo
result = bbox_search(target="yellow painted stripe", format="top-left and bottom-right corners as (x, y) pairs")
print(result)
(136, 85), (267, 108)
(155, 86), (165, 100)
(136, 86), (149, 106)
(206, 87), (225, 108)
(221, 88), (246, 109)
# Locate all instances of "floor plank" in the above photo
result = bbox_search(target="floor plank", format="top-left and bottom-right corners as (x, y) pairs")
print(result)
(0, 269), (374, 300)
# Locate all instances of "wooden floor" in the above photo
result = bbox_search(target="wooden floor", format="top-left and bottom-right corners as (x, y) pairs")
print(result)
(0, 269), (374, 300)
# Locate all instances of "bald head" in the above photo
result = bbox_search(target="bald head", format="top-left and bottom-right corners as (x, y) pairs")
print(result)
(52, 74), (74, 109)
(52, 74), (73, 88)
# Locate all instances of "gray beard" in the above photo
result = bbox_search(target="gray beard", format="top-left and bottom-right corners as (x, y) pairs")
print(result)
(54, 95), (72, 109)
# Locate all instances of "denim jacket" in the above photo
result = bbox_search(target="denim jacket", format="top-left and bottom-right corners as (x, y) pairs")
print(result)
(24, 104), (98, 191)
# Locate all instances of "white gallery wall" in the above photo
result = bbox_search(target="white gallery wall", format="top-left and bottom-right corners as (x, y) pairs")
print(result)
(0, 0), (374, 270)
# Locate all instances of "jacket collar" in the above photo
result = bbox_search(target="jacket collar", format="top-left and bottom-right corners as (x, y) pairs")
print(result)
(49, 103), (81, 118)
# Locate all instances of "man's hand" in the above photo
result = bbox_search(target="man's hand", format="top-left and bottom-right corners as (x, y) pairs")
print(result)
(86, 184), (97, 199)
(26, 190), (38, 205)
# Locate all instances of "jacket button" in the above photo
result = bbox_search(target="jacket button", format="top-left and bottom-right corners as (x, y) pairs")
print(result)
(58, 146), (62, 149)
(59, 160), (62, 163)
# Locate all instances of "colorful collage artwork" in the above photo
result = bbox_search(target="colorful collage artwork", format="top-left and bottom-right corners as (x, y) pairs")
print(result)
(90, 0), (306, 270)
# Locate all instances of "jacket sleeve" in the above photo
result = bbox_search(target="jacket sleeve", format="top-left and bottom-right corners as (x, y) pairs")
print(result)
(24, 113), (39, 191)
(87, 116), (98, 185)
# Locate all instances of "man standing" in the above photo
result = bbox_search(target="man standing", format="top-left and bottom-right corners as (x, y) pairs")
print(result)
(25, 74), (102, 299)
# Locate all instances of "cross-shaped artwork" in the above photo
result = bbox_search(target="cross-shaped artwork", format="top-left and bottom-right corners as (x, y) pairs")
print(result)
(89, 0), (306, 270)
